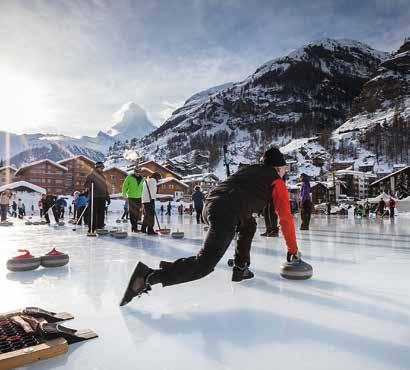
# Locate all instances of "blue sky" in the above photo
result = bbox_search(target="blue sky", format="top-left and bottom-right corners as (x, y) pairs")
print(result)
(0, 0), (409, 136)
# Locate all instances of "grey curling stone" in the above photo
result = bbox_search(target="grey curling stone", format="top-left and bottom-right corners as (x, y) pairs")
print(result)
(116, 219), (122, 224)
(113, 231), (128, 239)
(96, 229), (109, 236)
(158, 228), (171, 235)
(171, 231), (184, 239)
(122, 219), (128, 223)
(110, 228), (119, 237)
(0, 221), (13, 226)
(7, 254), (41, 272)
(57, 221), (65, 226)
(25, 221), (33, 225)
(40, 220), (47, 225)
(32, 221), (41, 226)
(40, 248), (69, 268)
(203, 226), (209, 231)
(280, 260), (313, 280)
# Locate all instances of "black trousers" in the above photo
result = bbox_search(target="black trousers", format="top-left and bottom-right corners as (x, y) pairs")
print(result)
(44, 205), (59, 224)
(159, 195), (256, 287)
(129, 198), (141, 230)
(301, 200), (312, 229)
(263, 201), (278, 233)
(195, 206), (204, 224)
(1, 205), (8, 222)
(88, 197), (106, 232)
(142, 200), (155, 229)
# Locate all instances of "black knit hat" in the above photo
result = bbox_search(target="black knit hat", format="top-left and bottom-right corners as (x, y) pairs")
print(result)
(262, 147), (286, 166)
(95, 161), (105, 169)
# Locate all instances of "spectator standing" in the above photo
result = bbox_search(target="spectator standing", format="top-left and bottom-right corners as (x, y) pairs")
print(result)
(192, 186), (205, 224)
(299, 173), (312, 230)
(121, 167), (144, 232)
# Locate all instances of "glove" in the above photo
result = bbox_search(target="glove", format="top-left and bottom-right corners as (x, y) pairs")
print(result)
(287, 250), (302, 263)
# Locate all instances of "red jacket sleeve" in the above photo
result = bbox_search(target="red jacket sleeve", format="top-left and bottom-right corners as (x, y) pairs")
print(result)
(271, 179), (298, 254)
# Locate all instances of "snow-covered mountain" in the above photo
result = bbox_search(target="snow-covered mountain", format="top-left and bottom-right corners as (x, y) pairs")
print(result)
(103, 102), (155, 142)
(111, 38), (390, 176)
(1, 102), (154, 167)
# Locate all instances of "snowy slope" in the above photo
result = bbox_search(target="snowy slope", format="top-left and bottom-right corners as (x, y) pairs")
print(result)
(121, 38), (389, 176)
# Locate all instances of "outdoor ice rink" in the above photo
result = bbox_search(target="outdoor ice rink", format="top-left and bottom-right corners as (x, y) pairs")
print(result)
(1, 213), (410, 370)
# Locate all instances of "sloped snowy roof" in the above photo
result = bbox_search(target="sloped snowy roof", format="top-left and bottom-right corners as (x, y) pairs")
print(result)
(104, 166), (127, 175)
(58, 155), (95, 165)
(335, 169), (377, 179)
(182, 173), (220, 182)
(138, 160), (182, 179)
(15, 159), (68, 175)
(370, 166), (410, 186)
(158, 177), (189, 188)
(0, 181), (46, 194)
(0, 166), (17, 172)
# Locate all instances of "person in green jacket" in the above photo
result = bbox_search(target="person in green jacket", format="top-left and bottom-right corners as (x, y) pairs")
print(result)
(122, 167), (144, 232)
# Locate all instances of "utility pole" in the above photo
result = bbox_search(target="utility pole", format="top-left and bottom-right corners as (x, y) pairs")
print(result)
(223, 144), (230, 178)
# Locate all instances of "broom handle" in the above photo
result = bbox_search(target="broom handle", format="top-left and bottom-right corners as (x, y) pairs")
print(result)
(145, 178), (162, 230)
(90, 183), (94, 231)
(75, 204), (88, 226)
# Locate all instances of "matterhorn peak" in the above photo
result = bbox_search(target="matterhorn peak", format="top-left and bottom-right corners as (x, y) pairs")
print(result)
(106, 102), (155, 141)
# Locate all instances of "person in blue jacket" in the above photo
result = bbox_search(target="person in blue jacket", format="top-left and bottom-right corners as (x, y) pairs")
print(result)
(75, 193), (88, 225)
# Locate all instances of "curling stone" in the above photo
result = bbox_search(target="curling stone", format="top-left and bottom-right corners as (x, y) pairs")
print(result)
(171, 230), (184, 239)
(280, 260), (313, 280)
(96, 229), (109, 236)
(203, 226), (209, 231)
(32, 221), (41, 226)
(57, 221), (65, 226)
(116, 219), (122, 224)
(157, 228), (171, 235)
(110, 228), (119, 237)
(122, 219), (128, 223)
(227, 258), (234, 267)
(40, 247), (69, 268)
(113, 231), (128, 239)
(7, 250), (41, 272)
(25, 221), (33, 225)
(0, 221), (13, 226)
(40, 220), (47, 225)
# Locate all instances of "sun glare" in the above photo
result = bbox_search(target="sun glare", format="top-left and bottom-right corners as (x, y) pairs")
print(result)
(0, 69), (50, 133)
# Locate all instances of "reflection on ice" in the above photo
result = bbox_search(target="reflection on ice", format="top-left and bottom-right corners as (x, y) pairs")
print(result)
(1, 213), (409, 370)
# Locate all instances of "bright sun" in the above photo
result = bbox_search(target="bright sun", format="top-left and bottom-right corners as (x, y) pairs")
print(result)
(0, 69), (50, 132)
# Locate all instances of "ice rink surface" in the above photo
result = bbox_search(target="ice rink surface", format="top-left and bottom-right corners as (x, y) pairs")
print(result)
(1, 213), (410, 370)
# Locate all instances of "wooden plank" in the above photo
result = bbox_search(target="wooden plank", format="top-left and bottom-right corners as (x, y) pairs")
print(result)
(0, 338), (68, 369)
(0, 309), (74, 322)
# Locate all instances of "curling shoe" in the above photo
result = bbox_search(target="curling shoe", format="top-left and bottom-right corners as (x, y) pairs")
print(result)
(120, 262), (153, 306)
(232, 264), (254, 282)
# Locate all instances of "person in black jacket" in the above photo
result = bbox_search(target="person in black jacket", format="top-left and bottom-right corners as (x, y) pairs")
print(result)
(260, 200), (279, 237)
(41, 193), (59, 224)
(192, 186), (205, 224)
(120, 147), (303, 306)
(84, 161), (110, 233)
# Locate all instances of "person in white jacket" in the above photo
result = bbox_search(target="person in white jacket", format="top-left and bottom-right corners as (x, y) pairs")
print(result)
(141, 172), (162, 235)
